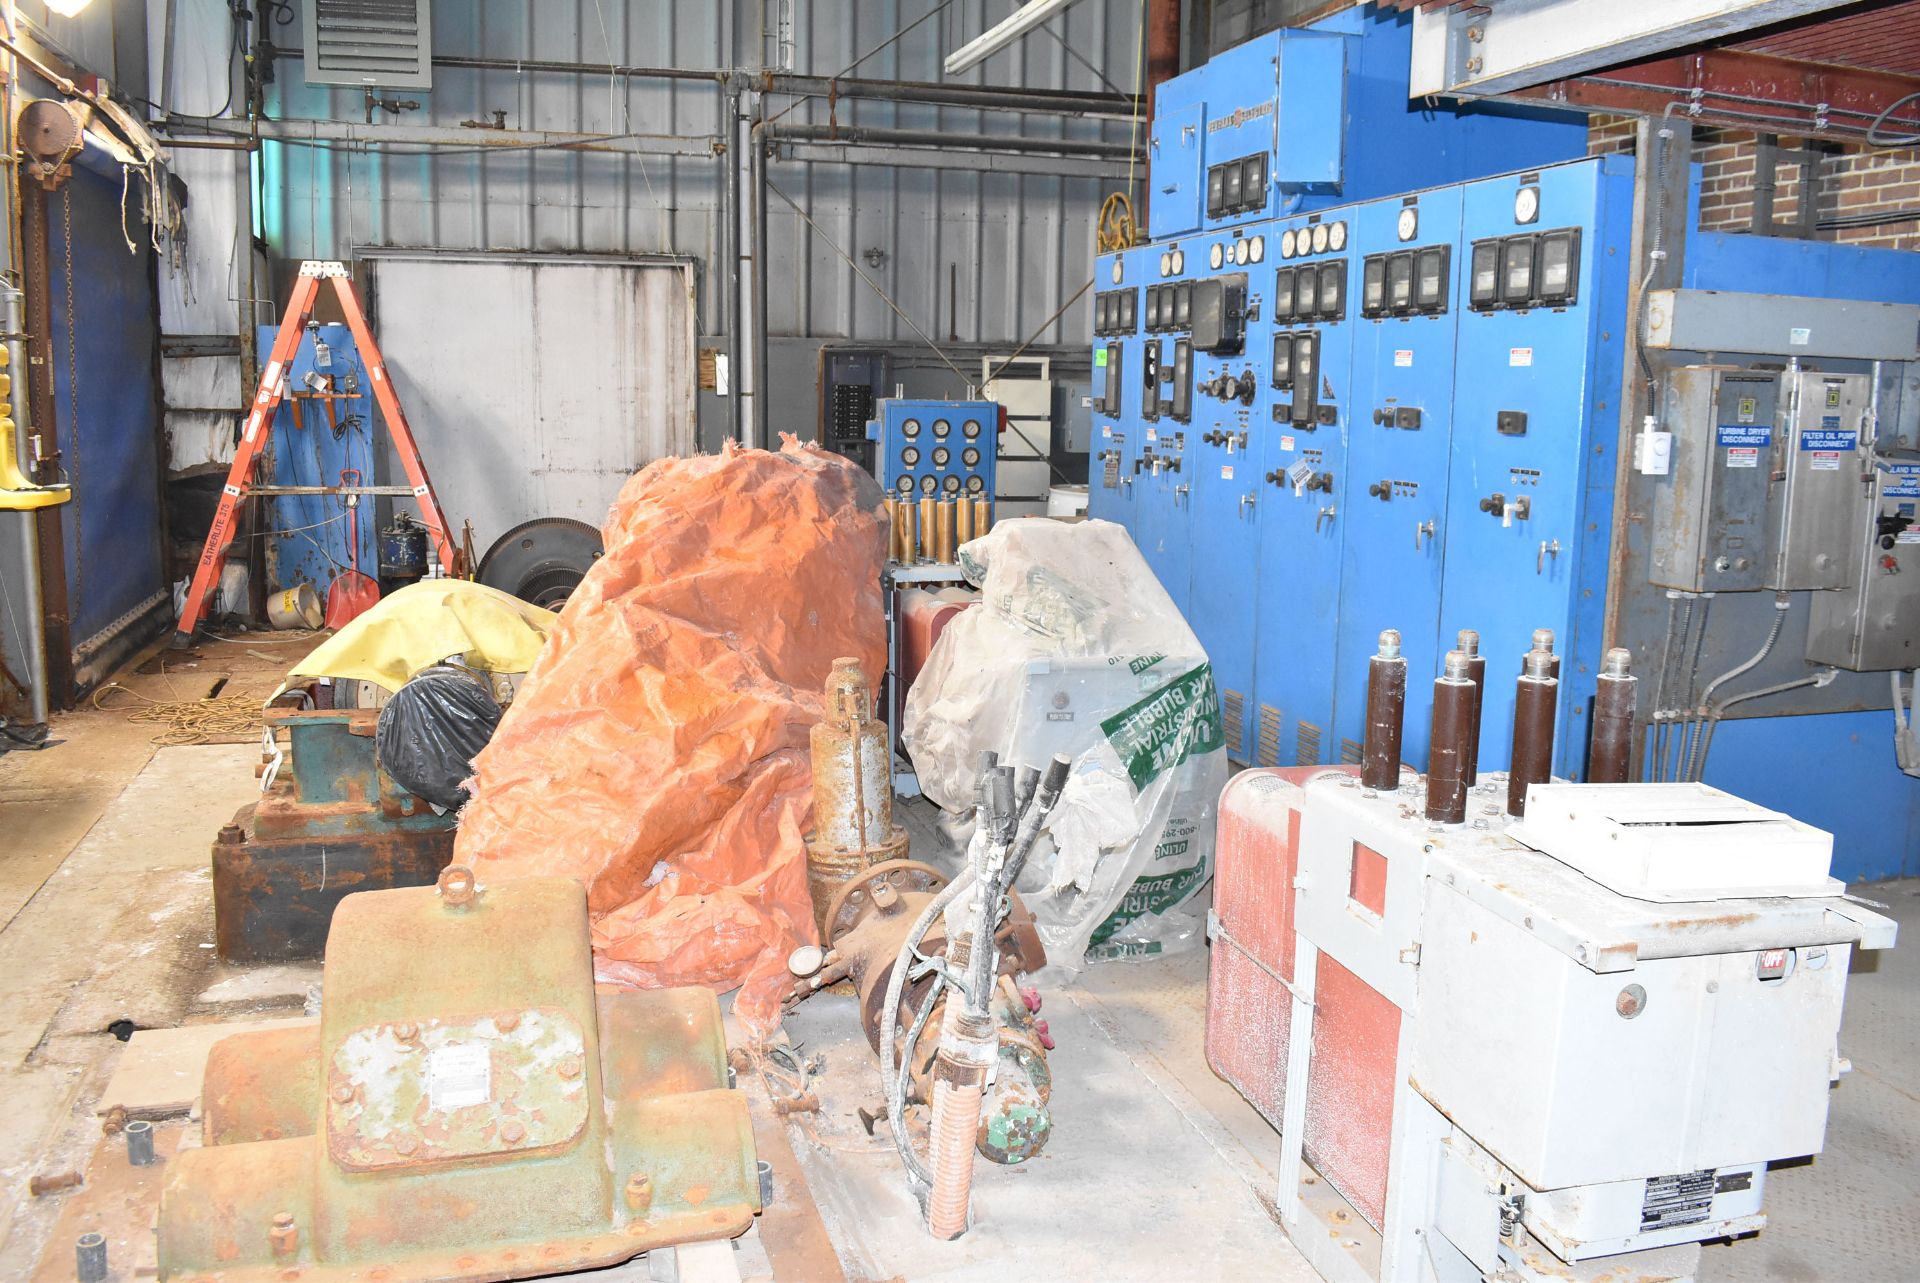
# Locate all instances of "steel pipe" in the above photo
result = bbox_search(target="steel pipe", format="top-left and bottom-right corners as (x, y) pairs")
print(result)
(768, 121), (1137, 161)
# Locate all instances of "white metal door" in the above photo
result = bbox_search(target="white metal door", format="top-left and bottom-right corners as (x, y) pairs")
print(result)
(365, 253), (696, 544)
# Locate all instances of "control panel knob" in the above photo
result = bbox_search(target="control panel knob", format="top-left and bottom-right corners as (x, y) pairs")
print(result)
(1265, 469), (1282, 486)
(1373, 407), (1390, 426)
(1307, 472), (1334, 494)
(1368, 481), (1391, 501)
(1234, 370), (1257, 405)
(1479, 492), (1505, 515)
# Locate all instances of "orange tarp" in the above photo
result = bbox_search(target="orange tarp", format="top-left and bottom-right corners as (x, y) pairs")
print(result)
(456, 437), (888, 1034)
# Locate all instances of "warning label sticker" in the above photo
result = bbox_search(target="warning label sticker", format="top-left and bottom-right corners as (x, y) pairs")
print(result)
(1220, 465), (1233, 480)
(1726, 447), (1759, 469)
(1279, 434), (1296, 452)
(428, 1044), (491, 1112)
(1809, 453), (1843, 471)
(1394, 349), (1413, 368)
(1716, 424), (1771, 448)
(1509, 347), (1533, 367)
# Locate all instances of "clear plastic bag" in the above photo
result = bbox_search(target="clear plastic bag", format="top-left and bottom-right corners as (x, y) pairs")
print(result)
(903, 518), (1227, 966)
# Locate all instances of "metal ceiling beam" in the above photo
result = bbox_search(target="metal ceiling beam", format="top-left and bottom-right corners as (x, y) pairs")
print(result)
(944, 0), (1097, 77)
(1409, 0), (1865, 98)
(1507, 46), (1920, 138)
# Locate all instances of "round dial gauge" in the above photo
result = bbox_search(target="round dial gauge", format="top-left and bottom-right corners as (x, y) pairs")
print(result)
(900, 447), (920, 466)
(1397, 206), (1418, 242)
(943, 475), (962, 495)
(919, 475), (937, 495)
(962, 447), (981, 466)
(931, 418), (951, 439)
(1248, 234), (1265, 263)
(966, 476), (985, 494)
(901, 417), (922, 438)
(1209, 242), (1225, 270)
(962, 419), (982, 439)
(1280, 228), (1297, 258)
(1160, 251), (1173, 276)
(1328, 221), (1347, 252)
(896, 476), (915, 495)
(1110, 257), (1124, 283)
(932, 447), (951, 467)
(1311, 222), (1331, 254)
(1171, 249), (1185, 273)
(1514, 186), (1541, 224)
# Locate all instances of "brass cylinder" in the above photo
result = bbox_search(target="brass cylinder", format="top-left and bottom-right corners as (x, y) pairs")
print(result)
(1589, 647), (1637, 784)
(1426, 651), (1474, 825)
(955, 495), (976, 548)
(972, 496), (992, 537)
(1507, 648), (1559, 817)
(1361, 629), (1406, 791)
(884, 499), (903, 562)
(937, 500), (957, 563)
(918, 498), (938, 562)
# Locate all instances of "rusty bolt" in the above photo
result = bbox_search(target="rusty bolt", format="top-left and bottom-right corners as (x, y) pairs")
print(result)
(499, 1119), (526, 1145)
(1466, 55), (1484, 74)
(269, 1212), (298, 1258)
(331, 1083), (354, 1104)
(557, 1057), (582, 1080)
(29, 1170), (82, 1196)
(870, 880), (900, 910)
(624, 1174), (653, 1213)
(1467, 25), (1484, 42)
(393, 1134), (419, 1157)
(218, 824), (245, 844)
(393, 1022), (419, 1043)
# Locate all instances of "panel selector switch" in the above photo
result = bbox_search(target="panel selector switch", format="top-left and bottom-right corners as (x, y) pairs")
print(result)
(1479, 493), (1531, 526)
(1368, 480), (1394, 501)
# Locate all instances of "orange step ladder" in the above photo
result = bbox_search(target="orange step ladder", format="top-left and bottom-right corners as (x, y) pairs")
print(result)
(173, 261), (456, 645)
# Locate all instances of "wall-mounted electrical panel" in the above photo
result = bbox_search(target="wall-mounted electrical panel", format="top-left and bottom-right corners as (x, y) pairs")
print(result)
(1808, 450), (1920, 672)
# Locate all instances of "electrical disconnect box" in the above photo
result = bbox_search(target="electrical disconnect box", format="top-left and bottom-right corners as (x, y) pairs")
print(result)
(1651, 368), (1871, 594)
(1808, 449), (1920, 672)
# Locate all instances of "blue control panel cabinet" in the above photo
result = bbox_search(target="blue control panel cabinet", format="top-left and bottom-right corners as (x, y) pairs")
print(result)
(868, 399), (998, 505)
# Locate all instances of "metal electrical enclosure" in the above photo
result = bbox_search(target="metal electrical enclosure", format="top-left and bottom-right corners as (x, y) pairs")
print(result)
(1808, 451), (1920, 672)
(868, 399), (999, 506)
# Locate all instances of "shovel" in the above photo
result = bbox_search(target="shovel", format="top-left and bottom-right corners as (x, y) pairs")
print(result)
(326, 468), (380, 629)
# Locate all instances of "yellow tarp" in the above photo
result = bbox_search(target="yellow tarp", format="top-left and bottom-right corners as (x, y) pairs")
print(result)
(275, 579), (558, 699)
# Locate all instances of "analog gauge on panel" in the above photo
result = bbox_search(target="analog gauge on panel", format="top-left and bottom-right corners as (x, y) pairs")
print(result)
(1110, 257), (1124, 283)
(896, 476), (915, 495)
(1235, 238), (1251, 265)
(1248, 235), (1265, 263)
(966, 476), (985, 494)
(1328, 221), (1347, 252)
(1209, 242), (1225, 270)
(920, 475), (937, 495)
(1171, 249), (1185, 273)
(1280, 228), (1297, 258)
(962, 419), (982, 439)
(1160, 251), (1174, 277)
(1397, 206), (1418, 242)
(901, 417), (922, 438)
(932, 418), (951, 438)
(962, 446), (980, 466)
(943, 475), (962, 495)
(901, 446), (920, 467)
(1515, 185), (1541, 224)
(932, 447), (951, 467)
(1311, 222), (1330, 254)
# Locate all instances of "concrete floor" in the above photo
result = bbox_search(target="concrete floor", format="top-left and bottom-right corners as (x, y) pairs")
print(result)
(1, 658), (1915, 1280)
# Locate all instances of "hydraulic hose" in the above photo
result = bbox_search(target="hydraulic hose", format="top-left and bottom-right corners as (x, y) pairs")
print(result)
(881, 865), (976, 1193)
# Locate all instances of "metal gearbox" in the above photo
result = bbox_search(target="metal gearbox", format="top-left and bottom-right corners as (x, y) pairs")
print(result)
(162, 866), (759, 1282)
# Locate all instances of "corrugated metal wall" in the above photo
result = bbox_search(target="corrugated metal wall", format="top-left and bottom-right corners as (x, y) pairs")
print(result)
(260, 0), (1146, 348)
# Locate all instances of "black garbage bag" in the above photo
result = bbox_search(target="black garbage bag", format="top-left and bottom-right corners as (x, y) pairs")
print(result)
(376, 664), (503, 810)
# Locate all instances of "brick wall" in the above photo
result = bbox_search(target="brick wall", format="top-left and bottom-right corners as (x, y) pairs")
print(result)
(1586, 114), (1920, 252)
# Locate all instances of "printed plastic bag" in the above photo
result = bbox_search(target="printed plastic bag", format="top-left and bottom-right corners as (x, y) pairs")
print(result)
(375, 664), (503, 810)
(455, 438), (887, 1036)
(903, 517), (1227, 966)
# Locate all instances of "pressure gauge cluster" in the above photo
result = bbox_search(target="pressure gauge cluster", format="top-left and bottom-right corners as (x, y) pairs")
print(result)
(1280, 220), (1346, 260)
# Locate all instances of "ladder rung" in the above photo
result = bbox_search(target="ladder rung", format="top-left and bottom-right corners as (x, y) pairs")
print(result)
(247, 485), (417, 496)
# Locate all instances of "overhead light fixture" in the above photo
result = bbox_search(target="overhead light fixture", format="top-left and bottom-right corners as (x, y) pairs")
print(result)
(943, 0), (1091, 76)
(45, 0), (95, 17)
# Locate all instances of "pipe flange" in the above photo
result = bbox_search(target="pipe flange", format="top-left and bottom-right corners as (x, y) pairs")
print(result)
(823, 858), (947, 947)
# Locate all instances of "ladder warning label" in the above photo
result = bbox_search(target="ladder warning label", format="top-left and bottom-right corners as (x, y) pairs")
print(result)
(1716, 424), (1771, 448)
(428, 1044), (491, 1112)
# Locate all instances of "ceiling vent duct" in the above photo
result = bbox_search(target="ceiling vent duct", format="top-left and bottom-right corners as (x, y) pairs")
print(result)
(303, 0), (433, 90)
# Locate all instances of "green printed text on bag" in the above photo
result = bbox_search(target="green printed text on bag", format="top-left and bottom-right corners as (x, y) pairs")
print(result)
(1099, 662), (1224, 789)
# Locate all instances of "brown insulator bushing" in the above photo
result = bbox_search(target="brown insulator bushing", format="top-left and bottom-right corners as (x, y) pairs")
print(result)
(1589, 647), (1638, 784)
(1362, 629), (1406, 791)
(918, 498), (938, 562)
(1508, 649), (1560, 817)
(1426, 651), (1474, 824)
(1529, 627), (1562, 682)
(1457, 629), (1486, 789)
